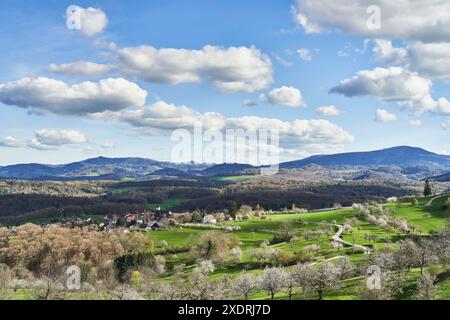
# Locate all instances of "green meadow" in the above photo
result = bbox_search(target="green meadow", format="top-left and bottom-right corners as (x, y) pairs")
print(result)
(147, 195), (449, 300)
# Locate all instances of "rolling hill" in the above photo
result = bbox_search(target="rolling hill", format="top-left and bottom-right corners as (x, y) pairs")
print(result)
(1, 146), (449, 181)
(0, 157), (209, 180)
(429, 172), (450, 182)
(280, 146), (450, 169)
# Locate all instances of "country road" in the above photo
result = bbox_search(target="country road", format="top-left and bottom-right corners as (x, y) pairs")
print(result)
(425, 193), (450, 207)
(332, 224), (371, 252)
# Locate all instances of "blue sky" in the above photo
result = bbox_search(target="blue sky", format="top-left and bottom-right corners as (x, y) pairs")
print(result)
(0, 0), (449, 165)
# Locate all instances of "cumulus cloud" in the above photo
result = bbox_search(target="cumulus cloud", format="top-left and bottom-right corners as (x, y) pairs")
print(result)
(407, 42), (450, 82)
(0, 136), (27, 148)
(374, 109), (397, 122)
(0, 130), (88, 150)
(67, 6), (108, 37)
(0, 77), (147, 115)
(315, 105), (341, 116)
(34, 130), (87, 146)
(27, 139), (56, 150)
(297, 48), (313, 61)
(292, 0), (450, 42)
(49, 61), (114, 77)
(116, 45), (273, 93)
(372, 39), (407, 64)
(330, 67), (437, 115)
(260, 86), (306, 108)
(436, 98), (450, 116)
(90, 101), (226, 133)
(90, 101), (354, 153)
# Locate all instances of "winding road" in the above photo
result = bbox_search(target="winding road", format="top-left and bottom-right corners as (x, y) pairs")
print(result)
(425, 193), (450, 208)
(331, 224), (371, 253)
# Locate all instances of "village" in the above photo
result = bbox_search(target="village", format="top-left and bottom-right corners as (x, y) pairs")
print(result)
(10, 204), (311, 233)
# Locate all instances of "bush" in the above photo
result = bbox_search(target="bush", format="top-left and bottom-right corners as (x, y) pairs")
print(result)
(270, 234), (292, 245)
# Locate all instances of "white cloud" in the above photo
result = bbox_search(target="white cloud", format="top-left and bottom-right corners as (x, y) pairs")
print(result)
(271, 53), (293, 67)
(91, 101), (354, 153)
(436, 98), (450, 116)
(117, 45), (273, 93)
(297, 48), (313, 61)
(374, 109), (397, 122)
(372, 39), (407, 64)
(315, 105), (341, 116)
(49, 61), (114, 77)
(0, 77), (147, 115)
(330, 67), (436, 115)
(260, 86), (306, 108)
(0, 136), (53, 150)
(28, 138), (56, 150)
(292, 0), (450, 42)
(408, 119), (422, 126)
(407, 42), (450, 82)
(1, 130), (88, 150)
(0, 136), (27, 148)
(67, 6), (108, 37)
(34, 130), (87, 146)
(91, 101), (226, 133)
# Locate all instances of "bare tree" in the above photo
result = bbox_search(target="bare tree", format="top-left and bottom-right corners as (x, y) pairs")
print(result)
(159, 283), (183, 300)
(335, 256), (354, 280)
(416, 269), (436, 300)
(306, 262), (340, 300)
(229, 247), (243, 264)
(231, 273), (258, 300)
(291, 263), (310, 298)
(431, 230), (450, 271)
(186, 268), (223, 300)
(259, 267), (287, 300)
(416, 239), (438, 275)
(284, 272), (297, 300)
(111, 285), (144, 300)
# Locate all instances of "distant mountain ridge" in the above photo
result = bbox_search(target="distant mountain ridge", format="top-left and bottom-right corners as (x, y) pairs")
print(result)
(0, 157), (209, 180)
(429, 172), (450, 182)
(1, 146), (449, 181)
(280, 146), (450, 169)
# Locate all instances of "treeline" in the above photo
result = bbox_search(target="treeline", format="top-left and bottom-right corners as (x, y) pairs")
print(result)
(110, 178), (226, 190)
(0, 183), (221, 225)
(0, 193), (146, 225)
(173, 184), (414, 212)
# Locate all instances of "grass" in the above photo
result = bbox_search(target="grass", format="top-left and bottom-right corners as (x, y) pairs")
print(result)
(212, 175), (261, 182)
(147, 198), (187, 210)
(145, 195), (449, 300)
(11, 194), (447, 300)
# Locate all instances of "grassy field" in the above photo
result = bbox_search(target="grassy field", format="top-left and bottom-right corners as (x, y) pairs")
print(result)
(211, 175), (261, 182)
(3, 194), (448, 300)
(147, 198), (187, 210)
(146, 194), (449, 300)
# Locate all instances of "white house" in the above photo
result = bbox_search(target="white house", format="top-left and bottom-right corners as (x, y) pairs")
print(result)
(202, 215), (217, 224)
